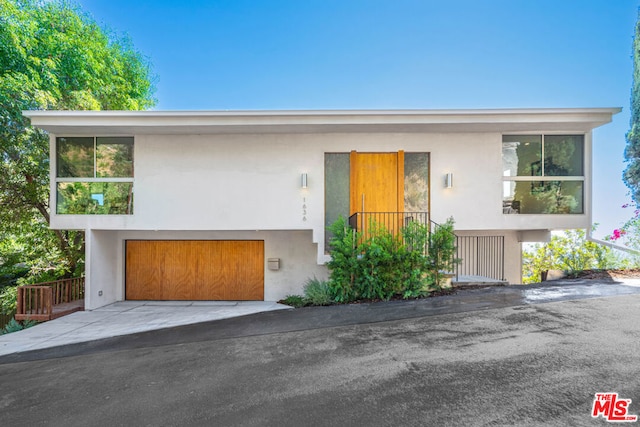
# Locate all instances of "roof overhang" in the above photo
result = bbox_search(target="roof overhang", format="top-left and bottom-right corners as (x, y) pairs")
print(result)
(22, 108), (622, 135)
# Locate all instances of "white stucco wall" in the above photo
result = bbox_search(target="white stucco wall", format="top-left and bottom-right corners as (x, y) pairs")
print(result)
(51, 131), (593, 267)
(85, 229), (121, 309)
(83, 229), (327, 310)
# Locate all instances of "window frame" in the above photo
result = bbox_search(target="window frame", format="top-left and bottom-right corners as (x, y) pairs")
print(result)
(502, 134), (585, 215)
(55, 136), (135, 215)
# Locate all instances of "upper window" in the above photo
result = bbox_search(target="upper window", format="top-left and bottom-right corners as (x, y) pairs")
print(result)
(56, 137), (134, 215)
(502, 135), (584, 214)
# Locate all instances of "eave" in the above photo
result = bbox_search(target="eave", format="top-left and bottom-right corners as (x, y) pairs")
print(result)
(22, 108), (622, 135)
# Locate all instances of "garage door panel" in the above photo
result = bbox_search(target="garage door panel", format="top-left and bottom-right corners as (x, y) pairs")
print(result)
(126, 241), (164, 300)
(161, 241), (197, 300)
(126, 240), (264, 301)
(208, 241), (231, 300)
(231, 241), (264, 300)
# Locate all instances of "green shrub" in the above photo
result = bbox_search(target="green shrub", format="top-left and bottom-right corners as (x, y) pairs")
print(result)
(326, 217), (360, 302)
(326, 216), (459, 302)
(356, 221), (402, 300)
(398, 220), (432, 298)
(427, 218), (459, 290)
(303, 276), (333, 306)
(0, 285), (17, 315)
(1, 318), (37, 335)
(281, 294), (307, 308)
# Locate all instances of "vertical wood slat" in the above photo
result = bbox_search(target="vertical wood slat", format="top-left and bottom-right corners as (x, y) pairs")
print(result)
(45, 287), (52, 316)
(350, 151), (401, 237)
(397, 150), (405, 213)
(17, 287), (24, 316)
(126, 240), (264, 301)
(15, 278), (85, 321)
(349, 150), (402, 212)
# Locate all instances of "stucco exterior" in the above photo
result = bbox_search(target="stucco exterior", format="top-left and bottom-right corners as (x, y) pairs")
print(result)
(24, 108), (620, 309)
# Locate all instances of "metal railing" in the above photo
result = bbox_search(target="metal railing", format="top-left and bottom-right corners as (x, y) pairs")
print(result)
(456, 236), (505, 281)
(15, 277), (85, 322)
(348, 212), (430, 239)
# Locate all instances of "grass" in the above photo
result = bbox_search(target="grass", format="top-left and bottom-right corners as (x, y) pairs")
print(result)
(280, 294), (307, 308)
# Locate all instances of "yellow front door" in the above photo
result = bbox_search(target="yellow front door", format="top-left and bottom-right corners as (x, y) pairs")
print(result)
(349, 151), (405, 235)
(349, 151), (404, 214)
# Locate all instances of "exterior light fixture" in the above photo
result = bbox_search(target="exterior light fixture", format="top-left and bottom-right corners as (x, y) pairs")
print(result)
(301, 173), (308, 189)
(445, 172), (453, 189)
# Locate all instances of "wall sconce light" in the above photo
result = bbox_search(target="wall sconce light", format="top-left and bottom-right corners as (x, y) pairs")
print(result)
(301, 173), (308, 189)
(445, 172), (453, 189)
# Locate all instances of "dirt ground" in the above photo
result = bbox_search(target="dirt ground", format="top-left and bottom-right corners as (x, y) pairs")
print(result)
(574, 268), (640, 280)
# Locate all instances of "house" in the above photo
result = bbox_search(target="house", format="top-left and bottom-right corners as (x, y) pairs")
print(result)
(23, 108), (620, 309)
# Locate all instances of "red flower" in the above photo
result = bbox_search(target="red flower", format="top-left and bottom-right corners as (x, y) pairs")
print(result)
(611, 229), (626, 241)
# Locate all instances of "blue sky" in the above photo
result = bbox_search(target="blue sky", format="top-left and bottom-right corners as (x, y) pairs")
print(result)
(77, 0), (639, 238)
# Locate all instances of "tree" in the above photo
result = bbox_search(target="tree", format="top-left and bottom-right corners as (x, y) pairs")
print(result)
(522, 228), (622, 284)
(0, 0), (155, 286)
(624, 9), (640, 204)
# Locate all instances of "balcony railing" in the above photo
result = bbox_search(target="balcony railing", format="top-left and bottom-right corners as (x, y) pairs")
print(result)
(15, 277), (85, 322)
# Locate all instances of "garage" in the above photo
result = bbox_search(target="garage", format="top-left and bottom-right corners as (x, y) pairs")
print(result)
(125, 240), (264, 300)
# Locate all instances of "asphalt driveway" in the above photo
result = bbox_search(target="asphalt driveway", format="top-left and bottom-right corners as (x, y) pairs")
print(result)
(1, 281), (640, 426)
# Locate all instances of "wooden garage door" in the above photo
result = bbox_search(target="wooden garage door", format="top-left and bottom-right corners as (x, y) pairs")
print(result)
(125, 240), (264, 301)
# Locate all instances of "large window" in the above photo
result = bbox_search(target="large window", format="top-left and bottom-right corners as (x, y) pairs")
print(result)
(56, 137), (134, 214)
(502, 135), (584, 214)
(404, 152), (430, 212)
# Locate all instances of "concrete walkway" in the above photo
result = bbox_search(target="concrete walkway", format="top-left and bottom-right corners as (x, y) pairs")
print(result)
(0, 300), (290, 356)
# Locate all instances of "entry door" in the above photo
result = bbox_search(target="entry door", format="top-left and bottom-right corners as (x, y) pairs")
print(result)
(349, 151), (404, 214)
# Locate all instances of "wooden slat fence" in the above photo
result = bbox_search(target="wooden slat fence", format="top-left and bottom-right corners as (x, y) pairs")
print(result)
(15, 277), (85, 322)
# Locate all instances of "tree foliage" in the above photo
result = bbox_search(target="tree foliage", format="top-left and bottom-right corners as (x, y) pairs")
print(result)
(0, 0), (155, 286)
(624, 9), (640, 204)
(522, 228), (624, 284)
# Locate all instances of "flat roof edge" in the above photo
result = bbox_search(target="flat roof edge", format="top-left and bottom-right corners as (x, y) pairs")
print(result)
(22, 107), (622, 135)
(22, 107), (623, 118)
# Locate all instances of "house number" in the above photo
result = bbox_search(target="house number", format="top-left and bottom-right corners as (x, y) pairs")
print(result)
(302, 197), (307, 221)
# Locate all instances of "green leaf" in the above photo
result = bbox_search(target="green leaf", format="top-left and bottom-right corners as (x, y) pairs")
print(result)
(0, 0), (156, 284)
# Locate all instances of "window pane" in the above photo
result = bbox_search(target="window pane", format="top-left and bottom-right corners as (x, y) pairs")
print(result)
(544, 135), (583, 176)
(57, 137), (94, 177)
(57, 182), (134, 214)
(502, 135), (542, 177)
(325, 153), (350, 251)
(404, 153), (429, 212)
(503, 180), (583, 214)
(96, 137), (134, 177)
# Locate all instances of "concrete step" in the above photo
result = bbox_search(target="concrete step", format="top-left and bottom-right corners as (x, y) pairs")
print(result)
(452, 275), (508, 287)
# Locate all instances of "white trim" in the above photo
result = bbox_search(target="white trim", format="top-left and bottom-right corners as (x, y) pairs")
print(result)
(56, 177), (134, 183)
(23, 107), (623, 117)
(23, 108), (622, 135)
(505, 176), (585, 181)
